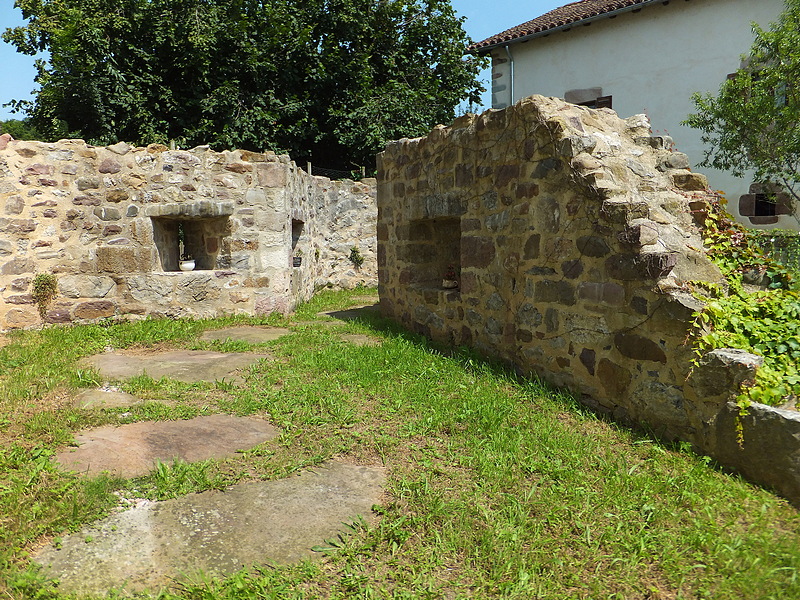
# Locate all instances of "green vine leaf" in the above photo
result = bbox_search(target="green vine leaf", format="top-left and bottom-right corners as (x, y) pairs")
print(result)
(692, 194), (800, 409)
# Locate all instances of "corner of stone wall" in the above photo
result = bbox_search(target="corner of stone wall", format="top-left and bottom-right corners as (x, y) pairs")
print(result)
(376, 94), (800, 504)
(0, 136), (377, 329)
(680, 347), (800, 505)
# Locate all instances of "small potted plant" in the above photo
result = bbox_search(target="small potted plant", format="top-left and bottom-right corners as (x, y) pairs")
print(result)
(442, 265), (459, 289)
(179, 252), (195, 271)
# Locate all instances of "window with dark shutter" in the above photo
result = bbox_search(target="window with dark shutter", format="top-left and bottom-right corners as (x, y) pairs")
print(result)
(575, 95), (613, 109)
(754, 193), (778, 216)
(595, 95), (613, 109)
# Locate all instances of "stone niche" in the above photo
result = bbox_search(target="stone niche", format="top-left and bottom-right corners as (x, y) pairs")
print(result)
(377, 95), (800, 505)
(152, 216), (230, 271)
(404, 217), (461, 287)
(291, 218), (306, 267)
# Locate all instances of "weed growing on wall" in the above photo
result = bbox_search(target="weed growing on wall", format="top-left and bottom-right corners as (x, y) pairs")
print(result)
(699, 194), (793, 286)
(31, 272), (57, 319)
(694, 284), (800, 407)
(348, 246), (364, 269)
(693, 194), (800, 408)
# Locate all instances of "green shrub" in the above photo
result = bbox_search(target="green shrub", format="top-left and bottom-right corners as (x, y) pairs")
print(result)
(348, 246), (364, 268)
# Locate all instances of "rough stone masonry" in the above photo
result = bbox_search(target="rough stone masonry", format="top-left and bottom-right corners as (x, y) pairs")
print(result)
(376, 95), (800, 503)
(0, 134), (376, 328)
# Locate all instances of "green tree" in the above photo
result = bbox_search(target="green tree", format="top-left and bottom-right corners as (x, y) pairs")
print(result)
(685, 0), (800, 206)
(3, 0), (485, 169)
(0, 118), (41, 140)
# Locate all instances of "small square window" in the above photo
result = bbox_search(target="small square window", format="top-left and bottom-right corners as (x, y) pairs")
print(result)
(754, 194), (777, 217)
(152, 217), (229, 271)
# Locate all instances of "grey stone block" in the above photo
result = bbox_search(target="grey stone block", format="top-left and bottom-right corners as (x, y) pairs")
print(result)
(714, 402), (800, 505)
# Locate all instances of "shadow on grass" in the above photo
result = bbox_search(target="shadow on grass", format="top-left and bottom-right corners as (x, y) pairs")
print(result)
(342, 304), (746, 485)
(318, 304), (382, 323)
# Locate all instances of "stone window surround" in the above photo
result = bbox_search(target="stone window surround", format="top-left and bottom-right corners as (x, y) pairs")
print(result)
(146, 200), (235, 272)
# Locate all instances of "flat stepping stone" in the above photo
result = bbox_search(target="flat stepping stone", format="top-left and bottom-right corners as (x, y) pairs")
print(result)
(73, 387), (141, 409)
(82, 350), (269, 383)
(55, 414), (279, 478)
(292, 320), (340, 328)
(34, 461), (385, 595)
(200, 326), (292, 344)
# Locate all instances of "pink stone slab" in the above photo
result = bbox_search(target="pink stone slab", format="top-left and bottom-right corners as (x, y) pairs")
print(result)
(81, 350), (269, 383)
(56, 414), (279, 478)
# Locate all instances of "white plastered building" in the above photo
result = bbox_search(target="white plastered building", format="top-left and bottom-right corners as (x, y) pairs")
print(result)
(471, 0), (790, 228)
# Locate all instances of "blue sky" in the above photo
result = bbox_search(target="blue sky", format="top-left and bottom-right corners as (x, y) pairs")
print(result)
(0, 0), (564, 120)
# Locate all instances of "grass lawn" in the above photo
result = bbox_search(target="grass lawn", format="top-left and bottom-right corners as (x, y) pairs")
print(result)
(0, 287), (798, 599)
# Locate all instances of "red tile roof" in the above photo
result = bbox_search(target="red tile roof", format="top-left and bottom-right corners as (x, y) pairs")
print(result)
(470, 0), (657, 52)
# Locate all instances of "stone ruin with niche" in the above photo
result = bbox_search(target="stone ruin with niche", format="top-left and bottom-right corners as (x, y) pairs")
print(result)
(377, 95), (800, 504)
(0, 134), (377, 328)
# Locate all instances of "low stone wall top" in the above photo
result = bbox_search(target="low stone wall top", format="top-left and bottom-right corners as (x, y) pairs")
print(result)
(0, 134), (376, 328)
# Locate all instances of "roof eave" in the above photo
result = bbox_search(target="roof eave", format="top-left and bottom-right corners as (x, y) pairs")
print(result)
(471, 0), (666, 55)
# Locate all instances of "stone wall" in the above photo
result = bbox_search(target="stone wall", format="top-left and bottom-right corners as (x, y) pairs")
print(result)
(377, 95), (800, 503)
(0, 135), (376, 328)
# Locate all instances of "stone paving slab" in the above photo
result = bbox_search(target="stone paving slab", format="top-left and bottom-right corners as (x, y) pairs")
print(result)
(35, 462), (385, 596)
(56, 414), (279, 478)
(200, 326), (292, 344)
(73, 387), (141, 409)
(82, 350), (269, 383)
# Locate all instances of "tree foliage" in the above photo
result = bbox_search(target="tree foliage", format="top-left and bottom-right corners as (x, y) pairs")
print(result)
(3, 0), (485, 168)
(685, 0), (800, 205)
(0, 118), (41, 140)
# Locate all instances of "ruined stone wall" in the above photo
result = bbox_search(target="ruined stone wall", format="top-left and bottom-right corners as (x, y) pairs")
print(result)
(0, 135), (376, 328)
(377, 95), (800, 503)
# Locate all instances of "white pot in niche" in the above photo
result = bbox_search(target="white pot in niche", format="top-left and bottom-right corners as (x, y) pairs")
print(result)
(179, 259), (196, 272)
